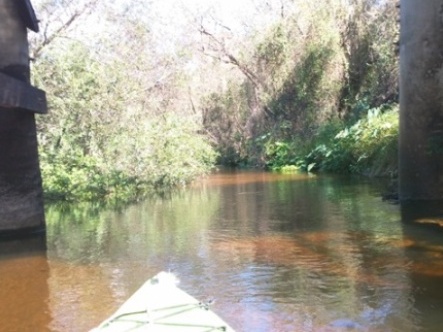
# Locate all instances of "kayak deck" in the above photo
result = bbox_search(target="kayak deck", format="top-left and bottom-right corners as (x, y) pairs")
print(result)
(91, 272), (235, 331)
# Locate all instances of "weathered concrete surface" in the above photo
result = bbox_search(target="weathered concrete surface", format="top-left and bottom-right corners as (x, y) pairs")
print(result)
(0, 0), (45, 234)
(0, 111), (45, 232)
(399, 0), (443, 201)
(0, 72), (47, 114)
(0, 0), (29, 80)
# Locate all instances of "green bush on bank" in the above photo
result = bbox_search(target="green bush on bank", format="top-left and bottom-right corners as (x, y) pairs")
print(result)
(202, 0), (398, 169)
(39, 114), (217, 204)
(40, 150), (148, 203)
(266, 105), (399, 177)
(100, 113), (219, 200)
(34, 41), (217, 204)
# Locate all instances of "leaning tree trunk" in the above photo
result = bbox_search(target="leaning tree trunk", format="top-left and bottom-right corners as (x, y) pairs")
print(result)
(399, 0), (443, 202)
(0, 0), (46, 234)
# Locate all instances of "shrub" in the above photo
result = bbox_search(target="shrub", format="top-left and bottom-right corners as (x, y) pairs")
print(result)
(299, 105), (399, 176)
(34, 41), (217, 203)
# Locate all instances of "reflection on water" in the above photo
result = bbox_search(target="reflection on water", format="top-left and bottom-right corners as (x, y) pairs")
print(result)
(1, 170), (443, 331)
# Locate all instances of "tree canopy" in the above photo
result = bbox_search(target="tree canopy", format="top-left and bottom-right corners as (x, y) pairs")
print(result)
(30, 0), (399, 203)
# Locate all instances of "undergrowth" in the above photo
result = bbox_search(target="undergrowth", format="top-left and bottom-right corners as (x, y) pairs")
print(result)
(265, 104), (399, 177)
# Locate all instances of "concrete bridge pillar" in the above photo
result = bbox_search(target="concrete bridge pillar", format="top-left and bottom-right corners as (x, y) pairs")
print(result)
(0, 0), (46, 235)
(399, 0), (443, 202)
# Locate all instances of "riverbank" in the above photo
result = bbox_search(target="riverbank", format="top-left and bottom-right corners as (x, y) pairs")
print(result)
(265, 104), (399, 178)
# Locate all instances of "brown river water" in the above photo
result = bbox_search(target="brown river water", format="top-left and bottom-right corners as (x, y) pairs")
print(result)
(1, 170), (443, 332)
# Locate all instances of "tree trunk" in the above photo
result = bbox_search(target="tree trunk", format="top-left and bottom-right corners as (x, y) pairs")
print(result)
(0, 0), (45, 234)
(399, 0), (443, 201)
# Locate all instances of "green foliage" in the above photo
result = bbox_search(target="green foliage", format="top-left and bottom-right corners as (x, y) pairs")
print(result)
(33, 41), (217, 203)
(202, 82), (252, 166)
(268, 41), (339, 136)
(142, 115), (218, 188)
(339, 0), (399, 116)
(279, 165), (300, 173)
(201, 0), (399, 170)
(256, 24), (290, 75)
(31, 0), (400, 198)
(298, 105), (399, 176)
(264, 105), (399, 177)
(262, 138), (299, 171)
(40, 150), (148, 203)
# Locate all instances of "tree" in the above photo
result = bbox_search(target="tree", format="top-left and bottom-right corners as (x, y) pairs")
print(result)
(199, 0), (399, 166)
(30, 0), (217, 202)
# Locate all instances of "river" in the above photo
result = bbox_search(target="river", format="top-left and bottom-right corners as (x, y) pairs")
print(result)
(1, 170), (443, 331)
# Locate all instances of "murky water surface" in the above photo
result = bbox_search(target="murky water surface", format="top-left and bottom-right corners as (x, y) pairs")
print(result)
(1, 171), (443, 331)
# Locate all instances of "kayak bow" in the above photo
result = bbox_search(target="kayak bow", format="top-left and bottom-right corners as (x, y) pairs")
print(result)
(91, 271), (235, 332)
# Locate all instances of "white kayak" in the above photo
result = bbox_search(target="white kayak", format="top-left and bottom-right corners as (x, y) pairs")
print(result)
(91, 272), (235, 332)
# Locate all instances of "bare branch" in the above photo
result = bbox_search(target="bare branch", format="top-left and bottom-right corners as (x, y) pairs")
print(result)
(31, 0), (100, 59)
(198, 25), (263, 89)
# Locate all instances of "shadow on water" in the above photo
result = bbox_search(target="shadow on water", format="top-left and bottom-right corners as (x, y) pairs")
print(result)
(0, 233), (51, 331)
(401, 200), (443, 229)
(400, 201), (443, 331)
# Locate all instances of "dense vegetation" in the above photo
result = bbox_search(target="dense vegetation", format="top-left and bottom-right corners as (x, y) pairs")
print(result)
(202, 0), (399, 172)
(31, 0), (399, 203)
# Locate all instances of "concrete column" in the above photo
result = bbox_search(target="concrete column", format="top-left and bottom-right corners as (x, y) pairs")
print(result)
(399, 0), (443, 201)
(0, 0), (45, 234)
